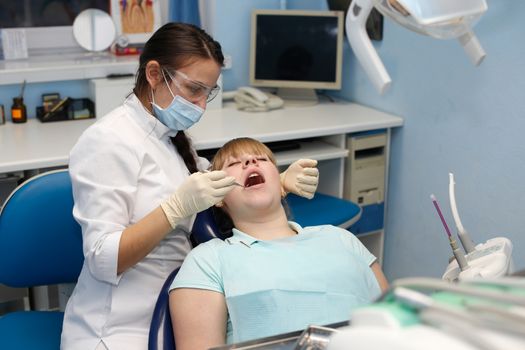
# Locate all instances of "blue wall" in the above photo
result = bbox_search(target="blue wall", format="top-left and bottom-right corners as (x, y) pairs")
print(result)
(212, 0), (525, 279)
(335, 1), (525, 280)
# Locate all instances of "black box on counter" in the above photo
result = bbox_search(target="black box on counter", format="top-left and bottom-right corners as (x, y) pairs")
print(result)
(36, 98), (95, 122)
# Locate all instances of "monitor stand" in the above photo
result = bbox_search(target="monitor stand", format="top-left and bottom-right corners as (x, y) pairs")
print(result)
(276, 88), (318, 107)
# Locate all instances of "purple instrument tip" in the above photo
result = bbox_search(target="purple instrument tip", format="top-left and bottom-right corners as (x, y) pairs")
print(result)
(431, 194), (452, 238)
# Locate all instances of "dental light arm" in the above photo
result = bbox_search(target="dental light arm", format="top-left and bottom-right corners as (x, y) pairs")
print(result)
(458, 30), (486, 66)
(345, 0), (488, 94)
(346, 0), (391, 94)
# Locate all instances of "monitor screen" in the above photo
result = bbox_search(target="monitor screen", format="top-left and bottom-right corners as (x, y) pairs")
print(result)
(250, 10), (343, 93)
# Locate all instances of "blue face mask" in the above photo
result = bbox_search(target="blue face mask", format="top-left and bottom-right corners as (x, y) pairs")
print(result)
(151, 76), (205, 131)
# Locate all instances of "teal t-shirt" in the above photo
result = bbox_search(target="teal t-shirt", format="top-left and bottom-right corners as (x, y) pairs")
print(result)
(170, 222), (381, 344)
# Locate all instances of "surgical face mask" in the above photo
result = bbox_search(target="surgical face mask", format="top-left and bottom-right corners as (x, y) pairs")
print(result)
(151, 73), (205, 131)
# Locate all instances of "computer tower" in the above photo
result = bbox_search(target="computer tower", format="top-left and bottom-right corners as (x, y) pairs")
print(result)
(344, 131), (387, 234)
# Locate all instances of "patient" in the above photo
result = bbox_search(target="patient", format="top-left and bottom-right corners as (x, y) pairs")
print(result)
(169, 137), (388, 349)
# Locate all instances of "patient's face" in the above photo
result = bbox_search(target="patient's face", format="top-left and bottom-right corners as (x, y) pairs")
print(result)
(220, 152), (282, 215)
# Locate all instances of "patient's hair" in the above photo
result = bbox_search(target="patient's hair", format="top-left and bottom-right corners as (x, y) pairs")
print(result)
(134, 22), (224, 175)
(210, 138), (280, 236)
(210, 137), (276, 171)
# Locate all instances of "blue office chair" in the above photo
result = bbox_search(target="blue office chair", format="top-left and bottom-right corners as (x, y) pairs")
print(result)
(286, 192), (362, 229)
(0, 169), (84, 350)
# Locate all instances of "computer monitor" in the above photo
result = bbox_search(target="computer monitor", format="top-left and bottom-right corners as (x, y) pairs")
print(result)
(249, 9), (344, 106)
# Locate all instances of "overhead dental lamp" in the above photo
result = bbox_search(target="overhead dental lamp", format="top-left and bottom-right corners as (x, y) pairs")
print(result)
(346, 0), (488, 94)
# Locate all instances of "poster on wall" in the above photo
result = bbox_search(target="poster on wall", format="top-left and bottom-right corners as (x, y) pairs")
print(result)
(111, 0), (162, 45)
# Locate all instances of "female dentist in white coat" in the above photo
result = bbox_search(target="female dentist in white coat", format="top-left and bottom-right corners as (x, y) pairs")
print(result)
(60, 22), (319, 350)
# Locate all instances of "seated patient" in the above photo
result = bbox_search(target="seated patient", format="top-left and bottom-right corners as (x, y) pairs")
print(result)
(169, 137), (389, 349)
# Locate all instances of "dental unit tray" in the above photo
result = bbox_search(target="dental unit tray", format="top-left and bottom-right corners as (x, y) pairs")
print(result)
(293, 325), (338, 350)
(210, 324), (342, 350)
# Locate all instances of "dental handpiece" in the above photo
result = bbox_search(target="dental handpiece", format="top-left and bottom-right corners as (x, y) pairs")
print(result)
(431, 194), (469, 271)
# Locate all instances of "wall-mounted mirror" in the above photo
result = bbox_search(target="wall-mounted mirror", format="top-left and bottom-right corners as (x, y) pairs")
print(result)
(73, 9), (116, 52)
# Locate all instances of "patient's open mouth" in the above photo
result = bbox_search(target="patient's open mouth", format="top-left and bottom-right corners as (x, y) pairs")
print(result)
(244, 172), (265, 188)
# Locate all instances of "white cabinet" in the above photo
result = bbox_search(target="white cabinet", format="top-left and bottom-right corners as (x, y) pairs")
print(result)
(89, 77), (135, 118)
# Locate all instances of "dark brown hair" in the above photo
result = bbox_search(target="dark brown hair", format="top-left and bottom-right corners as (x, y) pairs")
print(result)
(134, 23), (224, 174)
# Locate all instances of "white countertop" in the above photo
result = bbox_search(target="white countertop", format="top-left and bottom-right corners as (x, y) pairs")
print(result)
(1, 118), (95, 173)
(189, 101), (403, 149)
(0, 101), (403, 173)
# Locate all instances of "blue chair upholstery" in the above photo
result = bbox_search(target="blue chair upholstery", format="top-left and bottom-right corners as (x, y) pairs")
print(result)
(286, 192), (362, 229)
(148, 267), (180, 350)
(190, 206), (227, 244)
(148, 208), (222, 350)
(0, 169), (84, 350)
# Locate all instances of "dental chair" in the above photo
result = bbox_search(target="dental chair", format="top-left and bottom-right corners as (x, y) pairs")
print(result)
(286, 192), (362, 228)
(0, 169), (84, 350)
(0, 169), (227, 350)
(148, 207), (224, 350)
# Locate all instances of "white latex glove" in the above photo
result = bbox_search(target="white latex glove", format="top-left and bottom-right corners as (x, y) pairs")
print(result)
(280, 159), (319, 199)
(161, 171), (236, 228)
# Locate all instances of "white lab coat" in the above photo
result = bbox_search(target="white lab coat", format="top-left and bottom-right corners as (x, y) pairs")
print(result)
(61, 94), (209, 350)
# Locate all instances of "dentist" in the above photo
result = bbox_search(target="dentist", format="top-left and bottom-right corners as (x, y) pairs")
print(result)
(60, 23), (319, 350)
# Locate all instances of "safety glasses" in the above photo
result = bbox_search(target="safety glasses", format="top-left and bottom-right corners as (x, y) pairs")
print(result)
(164, 69), (220, 103)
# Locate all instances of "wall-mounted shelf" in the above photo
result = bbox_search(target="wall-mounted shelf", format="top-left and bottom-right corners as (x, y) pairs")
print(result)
(0, 53), (138, 85)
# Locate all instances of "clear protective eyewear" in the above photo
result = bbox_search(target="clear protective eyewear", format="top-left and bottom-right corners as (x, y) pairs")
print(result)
(164, 69), (220, 103)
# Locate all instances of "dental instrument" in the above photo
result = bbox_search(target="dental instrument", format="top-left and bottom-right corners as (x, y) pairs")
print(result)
(449, 174), (476, 254)
(201, 170), (244, 188)
(325, 277), (525, 350)
(442, 173), (514, 281)
(430, 194), (469, 272)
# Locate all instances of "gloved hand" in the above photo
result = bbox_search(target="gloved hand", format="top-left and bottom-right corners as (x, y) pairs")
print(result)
(161, 171), (236, 228)
(280, 159), (319, 199)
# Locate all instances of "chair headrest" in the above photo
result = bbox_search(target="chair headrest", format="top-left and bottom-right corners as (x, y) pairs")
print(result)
(191, 208), (228, 246)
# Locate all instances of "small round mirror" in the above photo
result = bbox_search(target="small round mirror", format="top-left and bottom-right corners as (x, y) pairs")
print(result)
(73, 9), (116, 52)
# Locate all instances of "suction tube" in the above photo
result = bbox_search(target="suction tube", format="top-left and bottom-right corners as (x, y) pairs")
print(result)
(449, 173), (476, 253)
(345, 0), (392, 94)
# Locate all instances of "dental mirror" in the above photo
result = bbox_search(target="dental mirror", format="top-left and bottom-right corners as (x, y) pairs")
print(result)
(73, 9), (116, 52)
